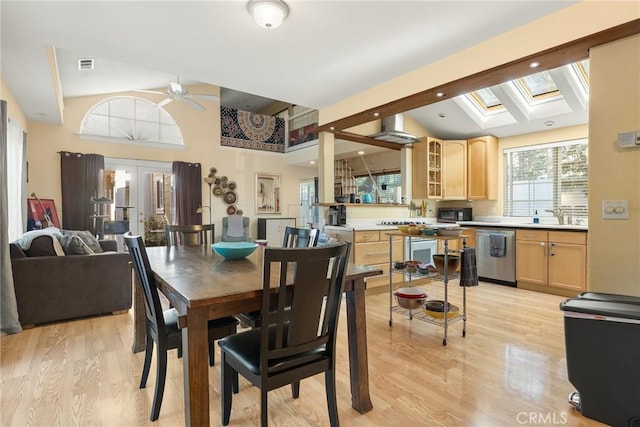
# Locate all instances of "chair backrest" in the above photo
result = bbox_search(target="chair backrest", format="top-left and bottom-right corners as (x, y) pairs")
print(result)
(260, 242), (351, 375)
(221, 216), (250, 242)
(124, 234), (167, 338)
(164, 224), (214, 246)
(282, 226), (318, 248)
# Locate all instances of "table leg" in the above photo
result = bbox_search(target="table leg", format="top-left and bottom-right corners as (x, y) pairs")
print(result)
(345, 278), (373, 413)
(132, 271), (146, 353)
(182, 307), (210, 427)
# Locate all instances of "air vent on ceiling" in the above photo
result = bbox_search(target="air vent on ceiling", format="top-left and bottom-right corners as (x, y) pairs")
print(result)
(78, 59), (95, 71)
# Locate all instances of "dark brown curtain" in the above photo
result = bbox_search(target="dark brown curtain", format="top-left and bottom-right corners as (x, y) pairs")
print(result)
(60, 152), (105, 231)
(172, 161), (202, 225)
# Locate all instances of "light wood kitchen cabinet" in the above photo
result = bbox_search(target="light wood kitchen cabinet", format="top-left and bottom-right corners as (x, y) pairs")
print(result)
(467, 135), (498, 200)
(412, 137), (443, 199)
(326, 228), (403, 291)
(442, 140), (467, 200)
(516, 230), (587, 296)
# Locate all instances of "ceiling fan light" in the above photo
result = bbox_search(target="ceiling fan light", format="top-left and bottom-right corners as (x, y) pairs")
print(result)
(248, 0), (288, 29)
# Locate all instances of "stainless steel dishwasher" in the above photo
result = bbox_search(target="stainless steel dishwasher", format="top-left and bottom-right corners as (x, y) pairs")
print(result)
(476, 228), (516, 286)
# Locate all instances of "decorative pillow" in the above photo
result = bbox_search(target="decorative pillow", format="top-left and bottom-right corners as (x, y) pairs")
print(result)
(24, 236), (59, 257)
(60, 230), (103, 254)
(58, 234), (95, 255)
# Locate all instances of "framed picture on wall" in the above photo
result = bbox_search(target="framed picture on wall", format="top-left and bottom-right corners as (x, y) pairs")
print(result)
(27, 198), (61, 229)
(256, 173), (281, 214)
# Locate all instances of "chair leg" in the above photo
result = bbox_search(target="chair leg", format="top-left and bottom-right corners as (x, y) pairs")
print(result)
(150, 348), (168, 421)
(140, 337), (154, 388)
(209, 340), (215, 366)
(291, 381), (300, 398)
(261, 388), (268, 427)
(325, 368), (340, 427)
(177, 345), (182, 359)
(221, 352), (233, 426)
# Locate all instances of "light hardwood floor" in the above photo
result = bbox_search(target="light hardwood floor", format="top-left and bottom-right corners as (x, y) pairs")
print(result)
(1, 282), (605, 426)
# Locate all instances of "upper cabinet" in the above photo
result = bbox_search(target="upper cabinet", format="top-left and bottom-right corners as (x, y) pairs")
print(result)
(442, 140), (467, 200)
(467, 136), (498, 200)
(412, 135), (497, 201)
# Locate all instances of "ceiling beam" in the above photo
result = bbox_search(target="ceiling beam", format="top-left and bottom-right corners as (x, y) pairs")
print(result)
(316, 19), (640, 134)
(333, 130), (404, 150)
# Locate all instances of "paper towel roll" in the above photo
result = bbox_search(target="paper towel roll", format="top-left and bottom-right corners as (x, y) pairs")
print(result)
(394, 186), (402, 204)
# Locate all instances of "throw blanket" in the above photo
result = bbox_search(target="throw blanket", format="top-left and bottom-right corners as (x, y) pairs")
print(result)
(226, 215), (245, 237)
(14, 227), (65, 256)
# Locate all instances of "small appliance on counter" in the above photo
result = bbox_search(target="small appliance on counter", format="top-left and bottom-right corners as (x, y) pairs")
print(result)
(437, 207), (472, 223)
(328, 205), (347, 226)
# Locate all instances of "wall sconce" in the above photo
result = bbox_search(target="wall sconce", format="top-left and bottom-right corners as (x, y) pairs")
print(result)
(248, 0), (289, 29)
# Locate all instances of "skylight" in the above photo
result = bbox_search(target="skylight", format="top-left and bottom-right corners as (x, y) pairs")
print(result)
(467, 88), (505, 114)
(514, 70), (561, 105)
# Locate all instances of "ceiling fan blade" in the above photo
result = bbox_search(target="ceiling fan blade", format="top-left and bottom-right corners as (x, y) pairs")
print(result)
(185, 98), (206, 111)
(187, 93), (220, 102)
(157, 97), (173, 107)
(133, 89), (166, 95)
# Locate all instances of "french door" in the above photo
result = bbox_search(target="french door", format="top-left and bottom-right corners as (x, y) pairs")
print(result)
(104, 158), (172, 247)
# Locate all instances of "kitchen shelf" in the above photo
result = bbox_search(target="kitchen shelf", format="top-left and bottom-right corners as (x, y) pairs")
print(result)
(387, 232), (468, 346)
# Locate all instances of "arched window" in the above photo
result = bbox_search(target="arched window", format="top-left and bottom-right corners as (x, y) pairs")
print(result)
(80, 96), (183, 146)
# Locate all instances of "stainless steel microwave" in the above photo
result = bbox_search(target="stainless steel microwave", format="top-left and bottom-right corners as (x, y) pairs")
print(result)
(437, 207), (472, 223)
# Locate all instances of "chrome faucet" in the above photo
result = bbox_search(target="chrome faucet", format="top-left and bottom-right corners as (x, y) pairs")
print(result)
(545, 208), (565, 225)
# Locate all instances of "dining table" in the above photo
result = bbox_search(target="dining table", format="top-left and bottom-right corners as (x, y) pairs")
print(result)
(131, 244), (383, 426)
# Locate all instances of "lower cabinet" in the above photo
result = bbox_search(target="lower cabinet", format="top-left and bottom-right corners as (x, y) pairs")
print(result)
(257, 218), (296, 247)
(327, 229), (403, 291)
(516, 230), (587, 296)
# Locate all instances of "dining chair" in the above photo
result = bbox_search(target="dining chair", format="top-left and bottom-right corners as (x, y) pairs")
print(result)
(164, 224), (214, 246)
(281, 226), (318, 248)
(218, 241), (352, 427)
(124, 234), (238, 421)
(236, 226), (319, 329)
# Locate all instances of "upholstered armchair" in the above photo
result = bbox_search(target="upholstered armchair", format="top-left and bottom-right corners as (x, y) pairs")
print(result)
(221, 216), (251, 242)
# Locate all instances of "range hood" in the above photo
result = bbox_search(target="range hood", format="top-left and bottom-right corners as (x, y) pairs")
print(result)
(370, 114), (419, 144)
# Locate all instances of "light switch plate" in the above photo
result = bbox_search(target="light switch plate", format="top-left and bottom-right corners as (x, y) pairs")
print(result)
(602, 200), (628, 220)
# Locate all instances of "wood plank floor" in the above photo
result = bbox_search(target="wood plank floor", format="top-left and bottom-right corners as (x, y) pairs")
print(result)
(1, 282), (605, 426)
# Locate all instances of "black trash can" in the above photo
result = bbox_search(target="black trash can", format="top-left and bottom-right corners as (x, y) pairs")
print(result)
(560, 298), (640, 427)
(577, 292), (640, 305)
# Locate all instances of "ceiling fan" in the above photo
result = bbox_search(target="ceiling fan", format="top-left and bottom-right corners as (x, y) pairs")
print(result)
(136, 77), (219, 111)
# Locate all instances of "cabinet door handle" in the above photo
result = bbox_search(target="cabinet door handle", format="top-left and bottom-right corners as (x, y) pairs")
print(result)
(540, 241), (547, 256)
(366, 251), (388, 257)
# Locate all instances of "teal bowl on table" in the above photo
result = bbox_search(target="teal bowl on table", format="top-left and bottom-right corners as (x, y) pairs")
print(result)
(211, 242), (258, 259)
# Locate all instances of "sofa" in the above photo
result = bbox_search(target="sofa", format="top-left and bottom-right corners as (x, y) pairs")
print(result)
(9, 232), (132, 327)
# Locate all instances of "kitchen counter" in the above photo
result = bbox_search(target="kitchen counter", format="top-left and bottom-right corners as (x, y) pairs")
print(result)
(458, 221), (587, 231)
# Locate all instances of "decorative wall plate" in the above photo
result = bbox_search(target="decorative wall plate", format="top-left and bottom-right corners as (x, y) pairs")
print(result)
(213, 186), (224, 197)
(223, 190), (238, 205)
(227, 181), (237, 190)
(221, 181), (228, 189)
(226, 205), (237, 215)
(236, 209), (243, 215)
(209, 167), (217, 175)
(214, 177), (222, 186)
(220, 176), (228, 182)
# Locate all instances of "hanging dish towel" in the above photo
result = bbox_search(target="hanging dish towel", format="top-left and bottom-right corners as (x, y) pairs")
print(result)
(489, 234), (506, 257)
(459, 247), (479, 287)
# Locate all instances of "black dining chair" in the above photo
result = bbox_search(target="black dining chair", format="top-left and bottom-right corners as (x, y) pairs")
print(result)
(281, 226), (318, 248)
(235, 226), (319, 329)
(218, 241), (352, 427)
(124, 234), (238, 421)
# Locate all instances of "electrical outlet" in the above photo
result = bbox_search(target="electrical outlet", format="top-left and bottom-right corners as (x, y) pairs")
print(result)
(602, 200), (628, 220)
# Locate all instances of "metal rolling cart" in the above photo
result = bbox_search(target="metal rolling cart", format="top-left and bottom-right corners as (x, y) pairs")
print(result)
(387, 231), (469, 345)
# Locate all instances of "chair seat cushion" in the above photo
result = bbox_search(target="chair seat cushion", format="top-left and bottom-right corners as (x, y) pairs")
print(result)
(219, 326), (326, 375)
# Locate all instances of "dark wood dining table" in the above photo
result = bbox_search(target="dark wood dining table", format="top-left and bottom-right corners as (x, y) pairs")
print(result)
(131, 244), (382, 426)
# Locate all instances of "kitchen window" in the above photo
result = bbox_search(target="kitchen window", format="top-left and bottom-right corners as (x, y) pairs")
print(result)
(354, 171), (401, 203)
(503, 139), (588, 224)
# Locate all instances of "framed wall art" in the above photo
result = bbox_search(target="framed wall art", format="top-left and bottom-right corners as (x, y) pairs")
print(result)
(27, 198), (61, 229)
(256, 173), (281, 214)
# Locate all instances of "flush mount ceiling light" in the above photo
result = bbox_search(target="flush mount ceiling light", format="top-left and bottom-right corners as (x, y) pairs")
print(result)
(248, 0), (289, 29)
